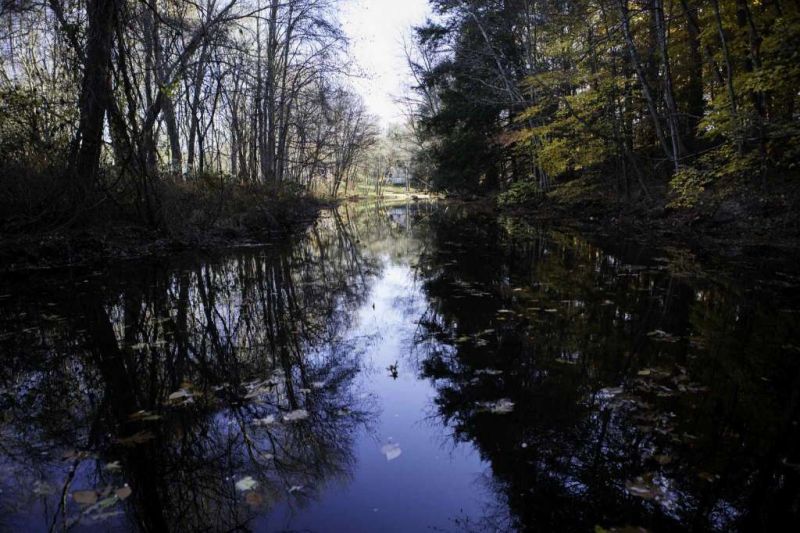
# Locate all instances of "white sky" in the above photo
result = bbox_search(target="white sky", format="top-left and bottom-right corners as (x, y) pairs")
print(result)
(340, 0), (432, 127)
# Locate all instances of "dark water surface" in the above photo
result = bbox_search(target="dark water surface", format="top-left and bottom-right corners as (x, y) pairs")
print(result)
(1, 203), (799, 532)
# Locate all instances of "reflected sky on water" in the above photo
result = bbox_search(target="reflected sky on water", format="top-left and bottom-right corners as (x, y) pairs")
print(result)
(1, 202), (798, 531)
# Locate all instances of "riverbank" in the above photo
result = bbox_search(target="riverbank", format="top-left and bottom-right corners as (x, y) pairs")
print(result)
(344, 183), (442, 204)
(0, 183), (328, 272)
(496, 172), (800, 259)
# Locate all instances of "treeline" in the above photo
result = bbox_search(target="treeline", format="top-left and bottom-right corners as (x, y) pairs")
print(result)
(0, 0), (377, 231)
(407, 0), (800, 204)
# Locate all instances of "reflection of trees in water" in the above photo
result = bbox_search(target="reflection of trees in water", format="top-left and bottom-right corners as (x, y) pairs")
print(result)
(412, 208), (800, 531)
(0, 209), (384, 531)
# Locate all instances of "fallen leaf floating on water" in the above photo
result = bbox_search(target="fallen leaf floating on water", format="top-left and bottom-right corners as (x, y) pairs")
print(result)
(253, 415), (277, 426)
(781, 458), (800, 472)
(475, 368), (503, 376)
(33, 481), (55, 496)
(73, 490), (98, 505)
(245, 380), (276, 399)
(117, 431), (155, 447)
(87, 495), (121, 514)
(381, 442), (402, 461)
(167, 388), (192, 401)
(624, 474), (671, 502)
(62, 449), (87, 461)
(595, 526), (650, 533)
(479, 399), (515, 414)
(492, 399), (515, 414)
(115, 486), (132, 500)
(697, 471), (718, 482)
(235, 476), (258, 492)
(166, 386), (197, 407)
(128, 410), (161, 422)
(624, 479), (656, 500)
(647, 330), (680, 343)
(283, 409), (309, 422)
(245, 492), (264, 507)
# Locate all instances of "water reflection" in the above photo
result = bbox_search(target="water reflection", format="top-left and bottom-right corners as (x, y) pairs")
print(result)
(1, 201), (799, 532)
(0, 206), (405, 531)
(411, 207), (800, 531)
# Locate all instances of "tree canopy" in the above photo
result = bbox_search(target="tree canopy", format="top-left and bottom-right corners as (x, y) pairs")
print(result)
(408, 0), (800, 201)
(0, 0), (378, 227)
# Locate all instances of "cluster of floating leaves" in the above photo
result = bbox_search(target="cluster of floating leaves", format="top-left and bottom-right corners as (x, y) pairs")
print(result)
(283, 409), (310, 422)
(477, 398), (515, 414)
(646, 330), (681, 343)
(38, 451), (137, 527)
(587, 350), (723, 520)
(67, 484), (133, 525)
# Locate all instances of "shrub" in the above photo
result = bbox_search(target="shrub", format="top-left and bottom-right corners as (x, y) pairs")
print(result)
(498, 180), (541, 207)
(668, 166), (709, 209)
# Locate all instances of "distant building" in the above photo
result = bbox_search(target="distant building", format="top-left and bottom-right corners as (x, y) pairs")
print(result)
(387, 166), (410, 188)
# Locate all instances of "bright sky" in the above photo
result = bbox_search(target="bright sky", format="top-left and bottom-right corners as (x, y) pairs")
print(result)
(340, 0), (432, 127)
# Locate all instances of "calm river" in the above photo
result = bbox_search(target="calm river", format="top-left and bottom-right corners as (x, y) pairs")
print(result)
(1, 202), (798, 531)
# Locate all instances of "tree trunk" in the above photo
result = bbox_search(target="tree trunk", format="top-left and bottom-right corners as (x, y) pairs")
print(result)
(653, 0), (685, 169)
(73, 0), (117, 199)
(711, 0), (741, 152)
(679, 0), (705, 145)
(617, 0), (674, 167)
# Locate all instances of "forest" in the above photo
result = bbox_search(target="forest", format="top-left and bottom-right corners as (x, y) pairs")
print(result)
(0, 0), (378, 251)
(404, 0), (800, 230)
(3, 0), (798, 251)
(1, 2), (800, 531)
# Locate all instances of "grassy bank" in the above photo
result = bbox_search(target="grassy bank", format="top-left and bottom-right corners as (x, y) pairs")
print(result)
(344, 183), (440, 204)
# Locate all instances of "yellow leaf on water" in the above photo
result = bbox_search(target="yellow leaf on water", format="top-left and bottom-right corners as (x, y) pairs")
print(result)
(245, 492), (264, 507)
(73, 490), (98, 505)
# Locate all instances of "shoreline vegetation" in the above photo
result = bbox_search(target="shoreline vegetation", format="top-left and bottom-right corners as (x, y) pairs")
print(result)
(0, 178), (436, 273)
(0, 178), (326, 272)
(399, 0), (800, 256)
(1, 1), (381, 271)
(496, 171), (800, 255)
(3, 0), (800, 271)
